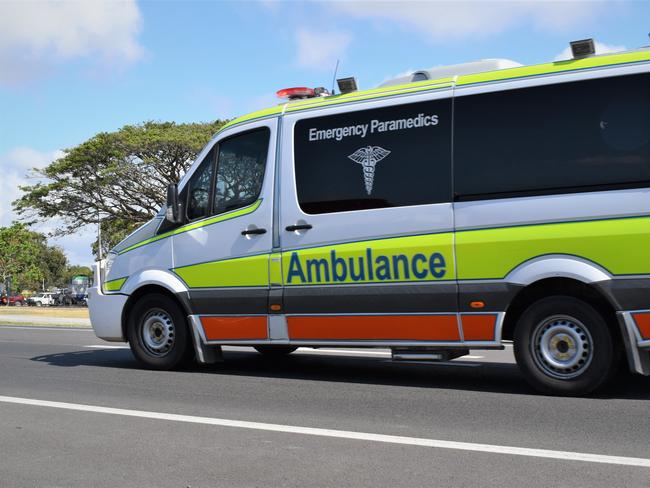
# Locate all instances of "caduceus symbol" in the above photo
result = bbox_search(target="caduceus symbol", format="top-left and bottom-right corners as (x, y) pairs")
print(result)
(347, 146), (391, 195)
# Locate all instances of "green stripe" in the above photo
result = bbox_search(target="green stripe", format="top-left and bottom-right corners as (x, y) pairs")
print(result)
(105, 277), (127, 292)
(456, 216), (650, 280)
(173, 254), (269, 288)
(119, 200), (262, 254)
(165, 214), (650, 290)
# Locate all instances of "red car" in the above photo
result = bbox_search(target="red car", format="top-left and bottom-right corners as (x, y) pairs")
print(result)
(1, 294), (25, 306)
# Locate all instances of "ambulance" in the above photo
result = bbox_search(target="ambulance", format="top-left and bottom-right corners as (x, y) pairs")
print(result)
(89, 41), (650, 396)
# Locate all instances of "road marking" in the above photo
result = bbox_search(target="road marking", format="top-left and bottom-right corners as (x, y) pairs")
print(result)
(0, 395), (647, 468)
(83, 345), (130, 349)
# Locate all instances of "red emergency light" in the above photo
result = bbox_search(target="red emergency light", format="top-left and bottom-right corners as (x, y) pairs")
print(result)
(276, 87), (315, 100)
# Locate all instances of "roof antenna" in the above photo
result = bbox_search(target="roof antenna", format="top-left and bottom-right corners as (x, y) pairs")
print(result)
(331, 58), (340, 95)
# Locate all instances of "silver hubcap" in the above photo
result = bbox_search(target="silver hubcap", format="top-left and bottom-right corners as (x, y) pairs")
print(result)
(532, 315), (593, 379)
(140, 309), (175, 357)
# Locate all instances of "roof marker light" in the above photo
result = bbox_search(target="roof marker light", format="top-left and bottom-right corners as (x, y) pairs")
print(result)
(570, 38), (596, 59)
(337, 76), (358, 94)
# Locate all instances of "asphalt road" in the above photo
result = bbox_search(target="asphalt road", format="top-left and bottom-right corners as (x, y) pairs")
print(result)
(0, 325), (649, 487)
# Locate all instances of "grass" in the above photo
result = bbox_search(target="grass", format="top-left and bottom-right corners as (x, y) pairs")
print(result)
(0, 322), (91, 329)
(0, 307), (89, 318)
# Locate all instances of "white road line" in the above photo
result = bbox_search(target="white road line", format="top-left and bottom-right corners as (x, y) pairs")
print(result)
(0, 395), (647, 468)
(83, 345), (130, 349)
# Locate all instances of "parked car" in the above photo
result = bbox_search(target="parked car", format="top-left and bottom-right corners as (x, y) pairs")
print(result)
(27, 292), (56, 307)
(1, 294), (26, 306)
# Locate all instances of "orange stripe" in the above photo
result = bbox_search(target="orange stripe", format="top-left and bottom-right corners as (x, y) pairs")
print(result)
(201, 316), (268, 341)
(287, 315), (460, 341)
(461, 314), (497, 341)
(632, 313), (650, 340)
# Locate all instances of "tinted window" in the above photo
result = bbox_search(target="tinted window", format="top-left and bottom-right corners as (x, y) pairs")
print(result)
(186, 150), (214, 221)
(294, 98), (452, 214)
(455, 73), (650, 198)
(213, 129), (269, 214)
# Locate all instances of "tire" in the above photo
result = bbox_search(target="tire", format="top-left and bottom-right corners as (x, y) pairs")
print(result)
(254, 345), (298, 357)
(14, 301), (22, 307)
(127, 293), (193, 370)
(35, 301), (42, 307)
(514, 295), (619, 396)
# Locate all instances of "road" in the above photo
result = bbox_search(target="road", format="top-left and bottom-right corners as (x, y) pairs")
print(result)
(0, 325), (649, 487)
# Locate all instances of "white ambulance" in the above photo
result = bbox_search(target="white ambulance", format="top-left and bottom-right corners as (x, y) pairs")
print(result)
(89, 45), (650, 396)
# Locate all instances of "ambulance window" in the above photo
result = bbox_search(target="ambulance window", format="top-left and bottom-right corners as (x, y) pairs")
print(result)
(186, 150), (215, 221)
(454, 72), (650, 199)
(294, 98), (452, 214)
(213, 128), (269, 214)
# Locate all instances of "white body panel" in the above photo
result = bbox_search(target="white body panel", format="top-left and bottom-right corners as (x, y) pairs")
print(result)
(172, 118), (277, 272)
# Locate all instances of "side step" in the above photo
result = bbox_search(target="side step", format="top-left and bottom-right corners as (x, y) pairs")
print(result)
(391, 348), (469, 362)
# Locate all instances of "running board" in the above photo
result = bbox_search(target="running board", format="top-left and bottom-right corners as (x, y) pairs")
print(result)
(391, 348), (470, 362)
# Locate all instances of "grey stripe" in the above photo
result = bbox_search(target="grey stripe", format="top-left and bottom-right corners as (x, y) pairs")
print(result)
(188, 288), (268, 315)
(283, 282), (457, 314)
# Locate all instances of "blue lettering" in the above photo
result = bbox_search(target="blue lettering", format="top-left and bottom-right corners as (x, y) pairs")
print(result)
(429, 253), (446, 279)
(307, 258), (330, 282)
(331, 250), (347, 282)
(391, 254), (410, 280)
(375, 255), (392, 280)
(411, 254), (428, 279)
(287, 253), (306, 283)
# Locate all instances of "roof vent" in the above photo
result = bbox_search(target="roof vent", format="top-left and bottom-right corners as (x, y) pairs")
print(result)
(379, 59), (523, 88)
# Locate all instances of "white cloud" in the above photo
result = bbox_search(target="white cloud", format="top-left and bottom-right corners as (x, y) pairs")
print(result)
(554, 41), (627, 61)
(296, 28), (352, 70)
(327, 1), (608, 42)
(0, 147), (63, 226)
(0, 0), (144, 85)
(0, 146), (95, 265)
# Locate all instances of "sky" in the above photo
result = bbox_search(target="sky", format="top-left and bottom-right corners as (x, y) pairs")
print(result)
(0, 0), (649, 266)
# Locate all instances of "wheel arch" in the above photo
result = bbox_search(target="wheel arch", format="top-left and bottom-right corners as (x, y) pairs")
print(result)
(120, 273), (192, 342)
(501, 277), (621, 347)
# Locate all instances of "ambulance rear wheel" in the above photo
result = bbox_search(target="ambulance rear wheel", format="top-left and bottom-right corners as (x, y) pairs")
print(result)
(514, 296), (618, 396)
(254, 345), (298, 357)
(127, 293), (192, 370)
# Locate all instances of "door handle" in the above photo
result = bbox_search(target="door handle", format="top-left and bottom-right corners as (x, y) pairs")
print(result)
(241, 228), (267, 236)
(285, 224), (313, 232)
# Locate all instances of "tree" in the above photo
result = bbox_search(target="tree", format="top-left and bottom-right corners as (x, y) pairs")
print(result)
(14, 120), (227, 254)
(41, 245), (68, 288)
(0, 223), (48, 292)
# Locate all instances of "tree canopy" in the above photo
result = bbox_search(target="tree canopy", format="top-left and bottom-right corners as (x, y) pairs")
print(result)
(14, 120), (227, 254)
(0, 223), (85, 292)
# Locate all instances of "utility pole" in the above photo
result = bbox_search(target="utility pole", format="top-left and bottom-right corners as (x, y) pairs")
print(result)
(97, 211), (103, 261)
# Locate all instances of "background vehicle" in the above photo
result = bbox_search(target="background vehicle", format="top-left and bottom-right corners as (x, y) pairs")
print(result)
(27, 292), (56, 307)
(1, 293), (26, 306)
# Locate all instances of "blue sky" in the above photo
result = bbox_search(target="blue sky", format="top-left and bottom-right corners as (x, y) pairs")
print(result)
(0, 0), (649, 265)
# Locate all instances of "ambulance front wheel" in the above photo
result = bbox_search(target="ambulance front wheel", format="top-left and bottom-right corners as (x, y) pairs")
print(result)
(513, 295), (619, 396)
(127, 293), (193, 370)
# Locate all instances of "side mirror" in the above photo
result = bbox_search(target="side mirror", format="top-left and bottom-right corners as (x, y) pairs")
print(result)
(165, 183), (183, 224)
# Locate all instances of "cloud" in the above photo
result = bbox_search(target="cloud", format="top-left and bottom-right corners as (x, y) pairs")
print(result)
(554, 41), (627, 61)
(0, 146), (95, 265)
(327, 1), (608, 42)
(296, 28), (351, 70)
(0, 147), (63, 227)
(0, 0), (144, 85)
